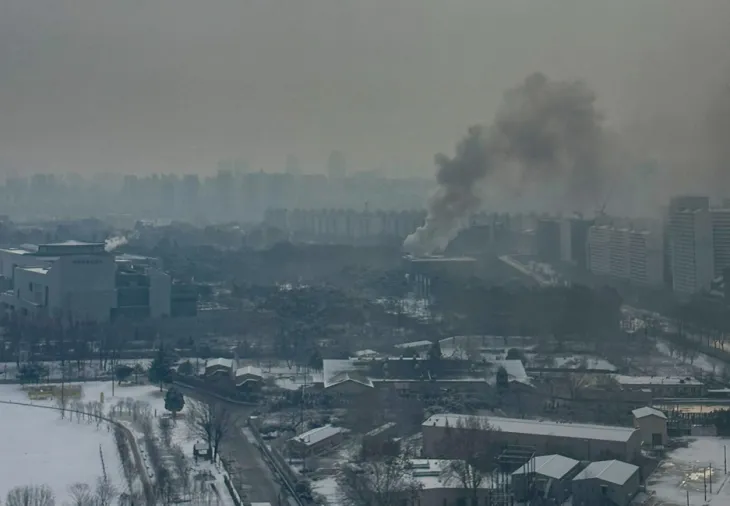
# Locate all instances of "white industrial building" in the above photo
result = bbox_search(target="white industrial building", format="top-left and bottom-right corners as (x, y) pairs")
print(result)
(0, 240), (173, 323)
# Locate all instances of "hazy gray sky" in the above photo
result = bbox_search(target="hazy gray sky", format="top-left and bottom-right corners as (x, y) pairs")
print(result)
(1, 0), (729, 176)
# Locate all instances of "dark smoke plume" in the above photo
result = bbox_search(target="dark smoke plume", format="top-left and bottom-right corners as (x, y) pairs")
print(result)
(404, 72), (609, 255)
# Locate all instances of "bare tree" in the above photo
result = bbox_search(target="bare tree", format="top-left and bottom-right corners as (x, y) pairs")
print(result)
(67, 484), (94, 506)
(437, 416), (500, 505)
(94, 477), (117, 506)
(6, 485), (55, 506)
(56, 392), (69, 419)
(566, 373), (590, 400)
(158, 416), (173, 448)
(185, 399), (238, 460)
(337, 455), (422, 506)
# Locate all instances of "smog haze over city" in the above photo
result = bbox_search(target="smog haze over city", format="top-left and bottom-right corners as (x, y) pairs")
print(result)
(5, 3), (730, 505)
(1, 0), (729, 218)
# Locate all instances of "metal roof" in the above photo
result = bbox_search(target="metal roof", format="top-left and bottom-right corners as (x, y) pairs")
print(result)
(632, 407), (667, 420)
(205, 358), (233, 370)
(423, 414), (638, 443)
(290, 425), (343, 447)
(512, 454), (580, 480)
(573, 460), (639, 486)
(615, 375), (703, 386)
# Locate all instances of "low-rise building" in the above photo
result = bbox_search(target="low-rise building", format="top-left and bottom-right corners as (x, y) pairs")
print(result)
(511, 454), (582, 504)
(572, 460), (640, 506)
(287, 425), (345, 457)
(234, 366), (264, 389)
(632, 407), (668, 447)
(204, 358), (234, 377)
(407, 459), (499, 506)
(615, 375), (705, 398)
(423, 414), (641, 462)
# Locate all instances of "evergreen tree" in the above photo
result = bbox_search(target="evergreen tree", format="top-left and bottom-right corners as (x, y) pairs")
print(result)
(148, 344), (174, 390)
(164, 388), (185, 418)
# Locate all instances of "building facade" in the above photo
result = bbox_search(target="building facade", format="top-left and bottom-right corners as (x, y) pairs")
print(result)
(669, 197), (713, 294)
(422, 414), (642, 463)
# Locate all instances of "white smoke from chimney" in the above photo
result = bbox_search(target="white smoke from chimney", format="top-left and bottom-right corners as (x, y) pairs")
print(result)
(105, 236), (128, 252)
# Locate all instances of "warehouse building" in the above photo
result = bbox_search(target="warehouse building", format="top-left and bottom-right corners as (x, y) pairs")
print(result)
(422, 414), (641, 462)
(287, 425), (345, 457)
(572, 460), (640, 506)
(632, 407), (668, 447)
(511, 454), (581, 504)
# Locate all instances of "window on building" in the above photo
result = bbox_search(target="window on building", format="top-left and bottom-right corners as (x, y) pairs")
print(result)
(456, 498), (466, 506)
(29, 282), (32, 292)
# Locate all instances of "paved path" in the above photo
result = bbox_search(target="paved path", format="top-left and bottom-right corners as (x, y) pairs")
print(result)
(173, 384), (294, 506)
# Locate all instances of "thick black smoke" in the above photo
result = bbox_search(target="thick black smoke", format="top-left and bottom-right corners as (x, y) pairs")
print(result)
(404, 73), (608, 255)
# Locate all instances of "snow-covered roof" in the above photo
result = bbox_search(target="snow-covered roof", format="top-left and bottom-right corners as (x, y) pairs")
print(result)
(395, 340), (433, 349)
(513, 455), (580, 480)
(573, 460), (639, 486)
(290, 425), (344, 447)
(205, 358), (234, 370)
(615, 375), (703, 387)
(408, 460), (501, 490)
(235, 366), (263, 378)
(423, 414), (638, 443)
(632, 407), (667, 420)
(323, 359), (374, 389)
(487, 359), (531, 386)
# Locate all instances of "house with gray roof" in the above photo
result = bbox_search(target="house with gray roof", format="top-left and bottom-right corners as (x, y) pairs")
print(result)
(572, 460), (640, 506)
(511, 454), (581, 504)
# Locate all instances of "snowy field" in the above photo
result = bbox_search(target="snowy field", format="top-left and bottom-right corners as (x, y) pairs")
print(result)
(0, 401), (121, 503)
(0, 380), (237, 506)
(648, 437), (730, 505)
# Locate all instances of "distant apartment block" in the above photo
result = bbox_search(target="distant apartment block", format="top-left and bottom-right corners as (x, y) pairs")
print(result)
(587, 224), (663, 286)
(669, 200), (714, 294)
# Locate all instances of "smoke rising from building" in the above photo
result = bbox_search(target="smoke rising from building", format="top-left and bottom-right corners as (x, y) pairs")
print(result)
(404, 73), (610, 255)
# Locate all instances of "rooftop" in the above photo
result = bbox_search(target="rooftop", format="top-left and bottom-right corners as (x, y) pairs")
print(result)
(409, 460), (500, 490)
(290, 425), (343, 447)
(512, 455), (580, 480)
(205, 358), (234, 370)
(632, 407), (667, 420)
(615, 375), (703, 386)
(20, 266), (49, 275)
(395, 340), (433, 349)
(43, 240), (103, 247)
(407, 256), (476, 263)
(235, 366), (263, 379)
(423, 414), (638, 443)
(573, 460), (638, 486)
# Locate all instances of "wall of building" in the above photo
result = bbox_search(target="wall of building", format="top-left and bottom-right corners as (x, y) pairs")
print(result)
(422, 425), (641, 463)
(148, 268), (171, 318)
(572, 471), (639, 506)
(634, 416), (668, 447)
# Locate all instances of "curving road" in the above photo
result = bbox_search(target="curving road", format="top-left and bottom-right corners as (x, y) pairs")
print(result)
(173, 384), (296, 506)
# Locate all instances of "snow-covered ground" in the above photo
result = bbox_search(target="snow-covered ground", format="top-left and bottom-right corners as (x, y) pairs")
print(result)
(0, 401), (122, 503)
(0, 380), (238, 506)
(648, 437), (730, 505)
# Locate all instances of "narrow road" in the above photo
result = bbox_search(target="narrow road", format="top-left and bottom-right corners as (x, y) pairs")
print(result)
(173, 384), (294, 506)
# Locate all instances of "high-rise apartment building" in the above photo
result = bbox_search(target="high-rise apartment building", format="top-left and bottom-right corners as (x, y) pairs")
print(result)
(669, 197), (713, 294)
(711, 208), (730, 278)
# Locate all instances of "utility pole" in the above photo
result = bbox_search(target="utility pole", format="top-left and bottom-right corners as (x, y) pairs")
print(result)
(704, 467), (707, 502)
(710, 463), (713, 494)
(725, 445), (727, 474)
